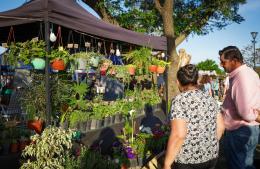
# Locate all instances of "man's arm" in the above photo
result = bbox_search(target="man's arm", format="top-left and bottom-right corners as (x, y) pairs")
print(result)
(254, 109), (260, 123)
(163, 119), (187, 169)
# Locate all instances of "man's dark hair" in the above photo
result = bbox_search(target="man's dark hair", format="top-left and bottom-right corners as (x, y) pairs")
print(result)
(177, 64), (198, 86)
(219, 46), (243, 63)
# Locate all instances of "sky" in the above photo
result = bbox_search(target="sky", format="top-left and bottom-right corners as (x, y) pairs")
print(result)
(1, 0), (260, 65)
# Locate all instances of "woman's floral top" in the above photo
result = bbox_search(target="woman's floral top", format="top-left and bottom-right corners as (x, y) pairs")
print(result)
(169, 89), (219, 164)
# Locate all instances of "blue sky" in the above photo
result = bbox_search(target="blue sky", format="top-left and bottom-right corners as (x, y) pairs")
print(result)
(1, 0), (260, 64)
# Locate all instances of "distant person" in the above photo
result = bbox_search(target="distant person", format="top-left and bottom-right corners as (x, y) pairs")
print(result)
(212, 77), (219, 99)
(199, 74), (213, 97)
(164, 64), (225, 169)
(219, 46), (260, 169)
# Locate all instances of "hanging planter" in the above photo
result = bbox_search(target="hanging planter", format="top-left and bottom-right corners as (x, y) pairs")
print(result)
(127, 65), (136, 75)
(76, 57), (88, 70)
(51, 59), (66, 71)
(148, 65), (157, 73)
(31, 58), (46, 70)
(156, 66), (166, 74)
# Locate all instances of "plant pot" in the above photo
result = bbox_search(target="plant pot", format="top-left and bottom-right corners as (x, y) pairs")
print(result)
(114, 113), (122, 123)
(77, 57), (88, 70)
(90, 57), (100, 67)
(96, 119), (103, 129)
(148, 65), (157, 73)
(90, 119), (98, 130)
(100, 66), (107, 76)
(85, 120), (91, 132)
(103, 117), (111, 127)
(9, 142), (18, 153)
(19, 140), (27, 151)
(128, 66), (136, 75)
(156, 66), (165, 74)
(27, 120), (43, 134)
(31, 58), (46, 70)
(51, 59), (66, 70)
(121, 163), (128, 169)
(110, 115), (115, 124)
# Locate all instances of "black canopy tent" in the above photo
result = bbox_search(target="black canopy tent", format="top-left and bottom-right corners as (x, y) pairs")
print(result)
(0, 0), (168, 125)
(0, 0), (167, 50)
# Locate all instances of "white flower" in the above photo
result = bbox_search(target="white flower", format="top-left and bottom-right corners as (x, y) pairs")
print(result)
(114, 158), (119, 163)
(129, 109), (135, 117)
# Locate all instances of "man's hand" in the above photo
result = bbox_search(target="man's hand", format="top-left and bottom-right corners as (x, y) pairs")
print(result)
(255, 109), (260, 123)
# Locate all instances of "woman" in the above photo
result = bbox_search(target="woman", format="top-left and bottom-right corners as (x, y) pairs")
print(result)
(164, 64), (225, 169)
(199, 74), (213, 97)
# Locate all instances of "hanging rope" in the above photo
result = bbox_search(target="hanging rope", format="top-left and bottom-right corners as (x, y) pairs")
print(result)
(38, 23), (44, 40)
(7, 26), (15, 45)
(54, 26), (63, 47)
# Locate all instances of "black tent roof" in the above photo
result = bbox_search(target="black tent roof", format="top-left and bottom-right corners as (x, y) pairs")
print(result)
(0, 0), (166, 50)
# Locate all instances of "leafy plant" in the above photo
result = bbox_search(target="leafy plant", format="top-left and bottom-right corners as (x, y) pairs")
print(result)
(49, 48), (71, 64)
(5, 40), (46, 66)
(21, 126), (74, 169)
(20, 73), (47, 120)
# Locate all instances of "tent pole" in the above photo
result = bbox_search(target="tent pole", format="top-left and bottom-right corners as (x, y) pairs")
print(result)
(165, 51), (169, 116)
(44, 11), (51, 126)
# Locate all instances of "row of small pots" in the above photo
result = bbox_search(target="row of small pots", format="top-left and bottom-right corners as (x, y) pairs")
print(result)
(76, 113), (124, 132)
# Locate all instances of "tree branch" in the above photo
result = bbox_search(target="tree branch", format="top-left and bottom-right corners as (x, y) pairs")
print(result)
(154, 0), (163, 14)
(175, 33), (187, 46)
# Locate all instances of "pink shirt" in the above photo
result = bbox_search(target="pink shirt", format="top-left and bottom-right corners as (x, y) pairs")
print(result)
(222, 64), (260, 130)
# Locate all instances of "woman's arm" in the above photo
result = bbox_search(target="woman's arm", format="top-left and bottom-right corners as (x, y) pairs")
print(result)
(216, 113), (225, 140)
(163, 119), (187, 169)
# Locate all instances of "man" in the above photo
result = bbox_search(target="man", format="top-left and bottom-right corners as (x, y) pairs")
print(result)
(219, 46), (260, 169)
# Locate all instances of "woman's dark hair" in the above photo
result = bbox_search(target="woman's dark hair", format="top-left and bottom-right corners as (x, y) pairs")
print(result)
(177, 64), (198, 86)
(218, 46), (243, 63)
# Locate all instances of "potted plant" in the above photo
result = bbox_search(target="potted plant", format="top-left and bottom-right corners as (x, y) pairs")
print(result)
(5, 40), (46, 69)
(21, 126), (74, 168)
(153, 58), (170, 74)
(20, 73), (47, 133)
(125, 47), (152, 75)
(49, 48), (71, 71)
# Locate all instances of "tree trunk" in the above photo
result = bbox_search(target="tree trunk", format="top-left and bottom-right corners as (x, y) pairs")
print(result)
(159, 0), (179, 113)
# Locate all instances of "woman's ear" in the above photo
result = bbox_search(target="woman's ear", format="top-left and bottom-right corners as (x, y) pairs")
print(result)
(177, 79), (182, 92)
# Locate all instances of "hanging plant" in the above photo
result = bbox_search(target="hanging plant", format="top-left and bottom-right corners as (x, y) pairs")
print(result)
(49, 48), (71, 70)
(4, 40), (46, 67)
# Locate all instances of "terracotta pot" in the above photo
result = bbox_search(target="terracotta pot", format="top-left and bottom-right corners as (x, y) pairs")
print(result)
(10, 142), (18, 153)
(148, 65), (157, 73)
(128, 66), (136, 75)
(51, 59), (66, 70)
(27, 120), (43, 134)
(19, 141), (27, 151)
(156, 66), (165, 74)
(121, 163), (128, 169)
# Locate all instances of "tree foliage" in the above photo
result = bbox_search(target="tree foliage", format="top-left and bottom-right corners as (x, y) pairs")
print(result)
(83, 0), (246, 98)
(85, 0), (245, 39)
(196, 59), (224, 75)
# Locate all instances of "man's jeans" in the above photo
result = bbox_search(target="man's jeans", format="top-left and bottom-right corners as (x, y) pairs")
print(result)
(224, 125), (259, 169)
